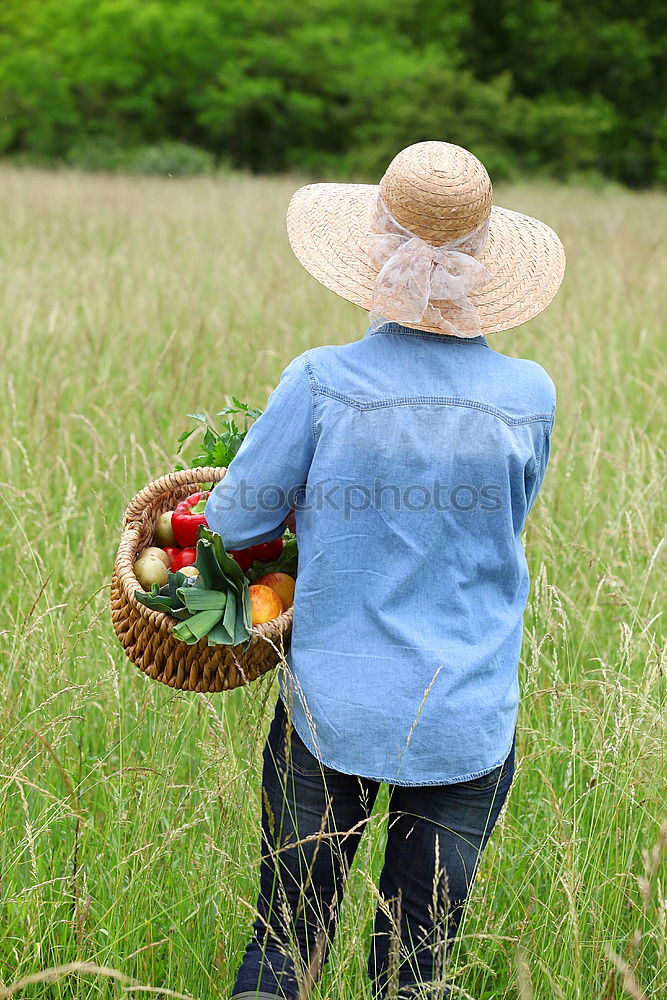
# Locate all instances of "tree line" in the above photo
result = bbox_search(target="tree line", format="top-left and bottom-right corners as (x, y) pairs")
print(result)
(0, 0), (664, 185)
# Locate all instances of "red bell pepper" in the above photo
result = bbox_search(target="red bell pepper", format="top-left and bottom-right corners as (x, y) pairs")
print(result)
(172, 492), (209, 548)
(171, 548), (197, 572)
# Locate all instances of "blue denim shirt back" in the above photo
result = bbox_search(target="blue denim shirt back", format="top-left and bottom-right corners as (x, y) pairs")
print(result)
(205, 321), (556, 785)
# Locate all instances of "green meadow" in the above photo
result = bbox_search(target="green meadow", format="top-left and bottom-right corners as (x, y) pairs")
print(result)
(0, 167), (665, 999)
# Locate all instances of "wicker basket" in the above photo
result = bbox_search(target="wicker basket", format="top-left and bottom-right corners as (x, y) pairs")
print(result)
(110, 467), (293, 692)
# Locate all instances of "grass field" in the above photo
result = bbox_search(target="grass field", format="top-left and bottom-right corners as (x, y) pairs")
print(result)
(0, 166), (665, 1000)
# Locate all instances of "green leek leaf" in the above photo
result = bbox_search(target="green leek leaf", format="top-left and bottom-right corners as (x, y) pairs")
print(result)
(206, 620), (234, 645)
(178, 588), (227, 613)
(134, 590), (173, 614)
(222, 588), (237, 638)
(173, 609), (224, 644)
(193, 538), (227, 591)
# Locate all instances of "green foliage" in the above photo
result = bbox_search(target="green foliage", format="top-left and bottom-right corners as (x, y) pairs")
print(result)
(61, 138), (216, 175)
(116, 141), (214, 176)
(0, 0), (665, 185)
(175, 399), (263, 472)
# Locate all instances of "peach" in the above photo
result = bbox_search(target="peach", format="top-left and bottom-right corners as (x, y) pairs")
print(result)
(254, 572), (295, 609)
(249, 584), (285, 625)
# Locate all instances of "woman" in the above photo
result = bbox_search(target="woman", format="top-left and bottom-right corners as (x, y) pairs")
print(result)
(205, 140), (565, 1000)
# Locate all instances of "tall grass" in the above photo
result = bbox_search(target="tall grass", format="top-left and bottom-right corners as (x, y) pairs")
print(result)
(0, 167), (665, 999)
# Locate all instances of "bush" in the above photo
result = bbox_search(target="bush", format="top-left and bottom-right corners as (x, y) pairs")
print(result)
(64, 139), (216, 176)
(63, 137), (127, 172)
(114, 142), (216, 176)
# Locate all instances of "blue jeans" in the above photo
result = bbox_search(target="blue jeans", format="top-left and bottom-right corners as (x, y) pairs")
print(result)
(231, 694), (515, 1000)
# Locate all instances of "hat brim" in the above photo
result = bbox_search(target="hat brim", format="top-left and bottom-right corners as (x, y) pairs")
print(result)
(286, 183), (565, 335)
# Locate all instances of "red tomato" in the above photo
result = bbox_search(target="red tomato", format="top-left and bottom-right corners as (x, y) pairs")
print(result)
(249, 538), (284, 563)
(230, 548), (254, 572)
(163, 546), (181, 566)
(171, 548), (197, 572)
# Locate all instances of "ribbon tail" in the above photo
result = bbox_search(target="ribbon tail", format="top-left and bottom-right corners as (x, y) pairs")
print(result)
(371, 238), (434, 327)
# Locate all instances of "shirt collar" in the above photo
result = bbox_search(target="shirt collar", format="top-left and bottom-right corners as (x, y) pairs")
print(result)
(365, 319), (489, 348)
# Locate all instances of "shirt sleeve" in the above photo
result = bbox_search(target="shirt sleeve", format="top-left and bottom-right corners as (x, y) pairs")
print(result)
(204, 354), (315, 550)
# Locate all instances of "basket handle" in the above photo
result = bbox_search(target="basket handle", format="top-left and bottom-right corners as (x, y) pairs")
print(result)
(122, 466), (227, 530)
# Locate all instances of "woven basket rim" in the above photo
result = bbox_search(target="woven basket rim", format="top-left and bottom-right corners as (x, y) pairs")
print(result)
(114, 466), (294, 645)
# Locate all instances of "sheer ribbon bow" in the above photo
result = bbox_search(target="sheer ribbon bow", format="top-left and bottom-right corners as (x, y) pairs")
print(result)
(368, 193), (493, 338)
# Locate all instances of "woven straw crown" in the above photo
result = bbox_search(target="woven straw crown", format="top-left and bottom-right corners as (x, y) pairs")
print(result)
(286, 140), (565, 335)
(380, 142), (492, 244)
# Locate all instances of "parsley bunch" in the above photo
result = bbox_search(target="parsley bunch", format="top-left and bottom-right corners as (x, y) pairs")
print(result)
(175, 397), (262, 474)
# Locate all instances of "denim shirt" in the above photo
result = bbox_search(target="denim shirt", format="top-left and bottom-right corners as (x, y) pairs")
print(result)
(205, 321), (556, 785)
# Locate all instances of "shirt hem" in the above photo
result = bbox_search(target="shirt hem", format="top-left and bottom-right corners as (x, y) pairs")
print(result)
(278, 689), (516, 788)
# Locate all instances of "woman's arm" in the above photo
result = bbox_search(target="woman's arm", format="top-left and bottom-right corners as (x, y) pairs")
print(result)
(204, 354), (314, 550)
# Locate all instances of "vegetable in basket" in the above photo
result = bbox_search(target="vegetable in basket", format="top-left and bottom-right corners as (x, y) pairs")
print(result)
(170, 547), (197, 572)
(134, 522), (298, 641)
(135, 527), (253, 647)
(172, 492), (210, 548)
(249, 538), (283, 563)
(131, 397), (300, 647)
(134, 553), (169, 589)
(246, 533), (298, 582)
(175, 398), (263, 473)
(142, 547), (170, 568)
(174, 398), (296, 575)
(162, 546), (181, 567)
(154, 510), (177, 547)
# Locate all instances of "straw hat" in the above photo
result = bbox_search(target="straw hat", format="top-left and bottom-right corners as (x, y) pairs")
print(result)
(286, 141), (565, 336)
